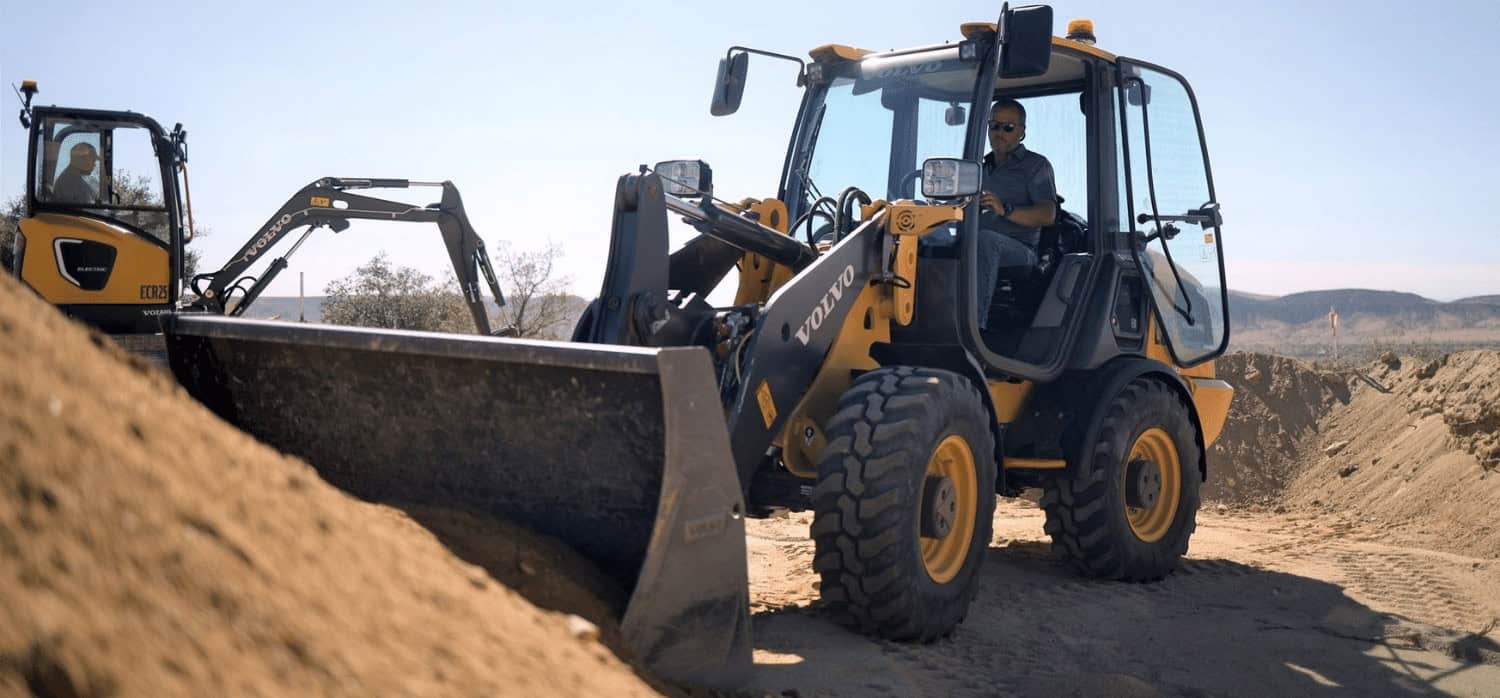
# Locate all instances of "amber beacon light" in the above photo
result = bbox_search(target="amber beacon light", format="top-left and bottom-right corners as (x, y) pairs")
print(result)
(1066, 18), (1097, 44)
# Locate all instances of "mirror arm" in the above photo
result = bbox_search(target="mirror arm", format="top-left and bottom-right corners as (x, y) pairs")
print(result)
(727, 45), (808, 85)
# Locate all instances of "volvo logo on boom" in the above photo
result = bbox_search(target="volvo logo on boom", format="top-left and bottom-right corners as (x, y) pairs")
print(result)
(236, 212), (299, 265)
(795, 264), (857, 345)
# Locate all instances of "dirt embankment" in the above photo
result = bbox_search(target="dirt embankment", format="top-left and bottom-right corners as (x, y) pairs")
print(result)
(1204, 352), (1351, 506)
(0, 272), (659, 697)
(1209, 350), (1500, 560)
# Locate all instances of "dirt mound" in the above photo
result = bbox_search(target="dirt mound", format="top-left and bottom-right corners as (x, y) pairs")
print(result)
(1208, 350), (1500, 560)
(1286, 350), (1500, 559)
(1204, 352), (1350, 505)
(0, 272), (659, 697)
(1399, 351), (1500, 466)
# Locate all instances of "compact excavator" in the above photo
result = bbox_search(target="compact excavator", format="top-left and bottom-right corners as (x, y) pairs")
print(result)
(9, 84), (506, 338)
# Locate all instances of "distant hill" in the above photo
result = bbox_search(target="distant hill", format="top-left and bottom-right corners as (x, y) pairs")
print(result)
(239, 287), (1500, 361)
(239, 297), (325, 323)
(1228, 289), (1500, 360)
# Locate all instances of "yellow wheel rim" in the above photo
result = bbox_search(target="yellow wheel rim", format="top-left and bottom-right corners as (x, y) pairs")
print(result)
(1124, 427), (1182, 543)
(919, 435), (978, 584)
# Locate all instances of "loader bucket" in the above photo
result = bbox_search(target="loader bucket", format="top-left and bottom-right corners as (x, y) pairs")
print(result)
(162, 314), (752, 688)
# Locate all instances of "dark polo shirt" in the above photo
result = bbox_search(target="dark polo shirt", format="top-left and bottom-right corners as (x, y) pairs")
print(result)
(52, 168), (97, 204)
(978, 145), (1056, 248)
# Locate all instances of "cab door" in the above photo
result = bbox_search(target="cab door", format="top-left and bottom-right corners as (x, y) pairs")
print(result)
(1116, 59), (1229, 366)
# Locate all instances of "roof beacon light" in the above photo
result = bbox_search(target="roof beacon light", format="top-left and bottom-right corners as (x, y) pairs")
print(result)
(1066, 19), (1097, 45)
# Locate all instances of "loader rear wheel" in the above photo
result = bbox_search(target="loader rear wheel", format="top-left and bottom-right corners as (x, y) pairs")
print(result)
(811, 366), (996, 641)
(1040, 377), (1201, 581)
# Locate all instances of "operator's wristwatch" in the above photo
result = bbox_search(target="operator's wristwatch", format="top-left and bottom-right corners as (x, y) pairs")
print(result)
(1002, 201), (1015, 218)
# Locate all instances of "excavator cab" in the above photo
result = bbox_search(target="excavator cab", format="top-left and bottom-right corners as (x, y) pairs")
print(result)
(13, 84), (191, 333)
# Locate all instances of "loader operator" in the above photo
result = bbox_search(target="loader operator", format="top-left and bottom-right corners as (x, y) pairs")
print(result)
(975, 98), (1057, 327)
(52, 142), (100, 205)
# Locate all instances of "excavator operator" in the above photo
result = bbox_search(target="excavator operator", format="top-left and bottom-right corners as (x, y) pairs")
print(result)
(52, 142), (100, 204)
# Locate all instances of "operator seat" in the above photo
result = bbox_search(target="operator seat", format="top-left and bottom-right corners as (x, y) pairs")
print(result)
(985, 197), (1087, 332)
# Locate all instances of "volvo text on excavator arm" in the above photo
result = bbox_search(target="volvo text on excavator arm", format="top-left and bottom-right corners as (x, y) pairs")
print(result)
(188, 178), (507, 334)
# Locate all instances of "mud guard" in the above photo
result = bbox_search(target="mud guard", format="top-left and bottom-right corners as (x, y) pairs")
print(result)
(163, 315), (752, 688)
(1055, 357), (1205, 481)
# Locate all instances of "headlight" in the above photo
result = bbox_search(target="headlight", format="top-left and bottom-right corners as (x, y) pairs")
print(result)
(654, 160), (713, 197)
(921, 158), (981, 199)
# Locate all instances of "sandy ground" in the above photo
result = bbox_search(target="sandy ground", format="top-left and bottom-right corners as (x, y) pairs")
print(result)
(744, 501), (1500, 697)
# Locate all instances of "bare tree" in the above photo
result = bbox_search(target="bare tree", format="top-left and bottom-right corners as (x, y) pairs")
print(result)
(495, 240), (575, 339)
(321, 253), (474, 333)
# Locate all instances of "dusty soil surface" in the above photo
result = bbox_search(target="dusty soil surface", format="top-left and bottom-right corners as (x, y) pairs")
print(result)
(746, 502), (1500, 697)
(0, 273), (659, 697)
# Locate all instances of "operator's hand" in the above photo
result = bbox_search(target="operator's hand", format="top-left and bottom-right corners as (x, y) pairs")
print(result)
(979, 191), (1005, 215)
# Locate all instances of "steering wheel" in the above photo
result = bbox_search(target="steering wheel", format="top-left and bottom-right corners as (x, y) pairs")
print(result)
(894, 168), (923, 200)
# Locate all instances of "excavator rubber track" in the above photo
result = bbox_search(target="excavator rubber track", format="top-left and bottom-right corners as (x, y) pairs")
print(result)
(164, 314), (752, 687)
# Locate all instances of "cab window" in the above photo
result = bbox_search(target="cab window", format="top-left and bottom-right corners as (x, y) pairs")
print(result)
(1009, 91), (1088, 217)
(33, 116), (170, 245)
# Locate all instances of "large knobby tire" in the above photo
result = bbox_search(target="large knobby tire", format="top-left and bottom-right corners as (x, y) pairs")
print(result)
(811, 366), (997, 641)
(1041, 377), (1201, 580)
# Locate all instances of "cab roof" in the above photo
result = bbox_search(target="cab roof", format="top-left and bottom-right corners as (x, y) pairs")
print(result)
(808, 22), (1115, 91)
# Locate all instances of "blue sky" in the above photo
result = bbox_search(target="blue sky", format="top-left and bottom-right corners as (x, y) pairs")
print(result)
(3, 0), (1497, 300)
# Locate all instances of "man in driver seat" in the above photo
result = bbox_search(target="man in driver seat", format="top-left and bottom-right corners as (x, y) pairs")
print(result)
(976, 97), (1057, 328)
(52, 142), (101, 205)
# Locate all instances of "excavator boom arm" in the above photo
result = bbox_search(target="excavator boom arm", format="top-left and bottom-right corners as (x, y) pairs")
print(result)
(191, 178), (505, 333)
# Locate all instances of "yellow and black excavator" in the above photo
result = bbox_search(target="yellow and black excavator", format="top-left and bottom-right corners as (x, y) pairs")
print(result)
(162, 4), (1233, 689)
(9, 82), (507, 336)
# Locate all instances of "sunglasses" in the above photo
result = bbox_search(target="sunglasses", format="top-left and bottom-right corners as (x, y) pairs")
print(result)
(989, 122), (1019, 133)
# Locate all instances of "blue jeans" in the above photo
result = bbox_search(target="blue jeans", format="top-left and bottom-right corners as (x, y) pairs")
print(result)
(976, 229), (1037, 329)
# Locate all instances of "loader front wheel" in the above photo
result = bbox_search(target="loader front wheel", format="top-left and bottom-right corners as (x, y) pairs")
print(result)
(811, 367), (996, 641)
(1041, 377), (1201, 581)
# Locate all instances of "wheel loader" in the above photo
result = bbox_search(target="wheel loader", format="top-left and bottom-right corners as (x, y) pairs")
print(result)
(161, 4), (1233, 689)
(8, 83), (508, 342)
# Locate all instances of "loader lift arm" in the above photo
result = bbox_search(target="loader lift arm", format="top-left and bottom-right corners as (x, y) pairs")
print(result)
(188, 177), (507, 334)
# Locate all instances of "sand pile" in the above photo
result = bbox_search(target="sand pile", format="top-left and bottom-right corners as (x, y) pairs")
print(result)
(0, 272), (660, 697)
(1286, 350), (1500, 558)
(1204, 352), (1350, 505)
(1396, 351), (1500, 466)
(1208, 350), (1500, 560)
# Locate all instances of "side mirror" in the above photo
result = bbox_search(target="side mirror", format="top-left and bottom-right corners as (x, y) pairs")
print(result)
(944, 103), (967, 127)
(710, 52), (749, 116)
(999, 4), (1053, 79)
(1125, 80), (1152, 106)
(654, 160), (713, 197)
(921, 158), (981, 199)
